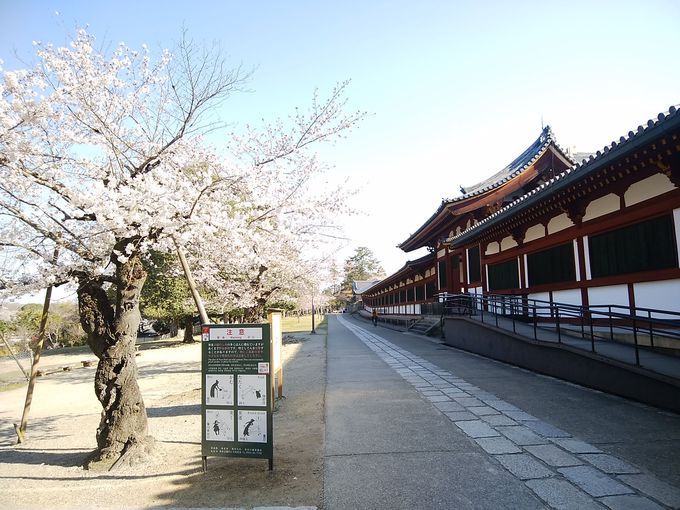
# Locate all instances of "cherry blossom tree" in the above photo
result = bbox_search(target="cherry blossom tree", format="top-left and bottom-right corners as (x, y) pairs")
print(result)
(0, 29), (363, 468)
(194, 232), (337, 322)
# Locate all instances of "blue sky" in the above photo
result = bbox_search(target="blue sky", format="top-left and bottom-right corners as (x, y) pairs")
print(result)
(2, 0), (680, 284)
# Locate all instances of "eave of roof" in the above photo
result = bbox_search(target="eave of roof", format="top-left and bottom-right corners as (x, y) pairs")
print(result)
(362, 252), (435, 295)
(447, 105), (680, 247)
(398, 126), (573, 252)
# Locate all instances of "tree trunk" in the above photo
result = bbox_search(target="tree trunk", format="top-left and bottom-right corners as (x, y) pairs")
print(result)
(183, 316), (195, 343)
(77, 252), (154, 470)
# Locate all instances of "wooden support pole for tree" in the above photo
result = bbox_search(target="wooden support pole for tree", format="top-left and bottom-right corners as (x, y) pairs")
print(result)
(14, 284), (53, 444)
(173, 237), (210, 325)
(1, 335), (30, 381)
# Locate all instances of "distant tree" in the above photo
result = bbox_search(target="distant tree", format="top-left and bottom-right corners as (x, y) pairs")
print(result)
(13, 303), (84, 348)
(139, 251), (195, 342)
(0, 319), (17, 355)
(340, 247), (385, 295)
(196, 237), (323, 322)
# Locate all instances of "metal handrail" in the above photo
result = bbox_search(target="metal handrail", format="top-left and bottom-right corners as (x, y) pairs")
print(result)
(439, 293), (680, 372)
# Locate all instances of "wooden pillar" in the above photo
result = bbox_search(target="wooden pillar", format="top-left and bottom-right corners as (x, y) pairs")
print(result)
(267, 309), (283, 400)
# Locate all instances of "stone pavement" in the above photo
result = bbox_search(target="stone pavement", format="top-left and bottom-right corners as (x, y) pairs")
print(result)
(324, 314), (680, 509)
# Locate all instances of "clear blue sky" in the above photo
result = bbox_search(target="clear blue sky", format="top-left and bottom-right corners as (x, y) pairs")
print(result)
(2, 0), (679, 281)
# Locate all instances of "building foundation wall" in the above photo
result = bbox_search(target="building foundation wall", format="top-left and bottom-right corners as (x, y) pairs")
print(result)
(442, 317), (680, 414)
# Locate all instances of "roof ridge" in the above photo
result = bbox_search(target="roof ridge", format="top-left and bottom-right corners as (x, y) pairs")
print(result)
(447, 104), (680, 244)
(453, 125), (564, 202)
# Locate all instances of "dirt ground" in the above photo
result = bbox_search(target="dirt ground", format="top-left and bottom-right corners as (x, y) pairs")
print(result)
(0, 331), (326, 509)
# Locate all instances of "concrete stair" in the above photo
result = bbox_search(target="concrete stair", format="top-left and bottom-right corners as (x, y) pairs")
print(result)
(408, 317), (441, 336)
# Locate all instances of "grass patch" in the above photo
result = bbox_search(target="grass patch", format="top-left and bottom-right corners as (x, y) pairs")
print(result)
(0, 380), (27, 392)
(282, 314), (327, 334)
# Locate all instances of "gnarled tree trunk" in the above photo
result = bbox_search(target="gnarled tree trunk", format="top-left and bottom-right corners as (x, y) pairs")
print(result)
(77, 250), (154, 470)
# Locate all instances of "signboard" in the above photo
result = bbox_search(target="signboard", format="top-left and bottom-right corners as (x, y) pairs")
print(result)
(201, 324), (273, 470)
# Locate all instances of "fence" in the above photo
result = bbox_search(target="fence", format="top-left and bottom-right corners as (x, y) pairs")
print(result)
(440, 293), (680, 370)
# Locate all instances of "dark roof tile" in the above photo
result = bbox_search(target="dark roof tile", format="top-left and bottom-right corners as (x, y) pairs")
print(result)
(446, 104), (680, 246)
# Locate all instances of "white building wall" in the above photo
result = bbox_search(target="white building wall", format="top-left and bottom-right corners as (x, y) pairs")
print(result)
(524, 223), (545, 243)
(633, 279), (680, 317)
(552, 289), (583, 307)
(588, 285), (629, 308)
(486, 242), (500, 255)
(583, 193), (620, 222)
(583, 236), (592, 280)
(528, 292), (551, 317)
(675, 208), (680, 264)
(500, 236), (518, 251)
(547, 213), (573, 235)
(624, 173), (676, 207)
(573, 239), (581, 281)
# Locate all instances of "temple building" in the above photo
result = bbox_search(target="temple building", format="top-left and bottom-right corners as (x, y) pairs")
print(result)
(361, 106), (680, 316)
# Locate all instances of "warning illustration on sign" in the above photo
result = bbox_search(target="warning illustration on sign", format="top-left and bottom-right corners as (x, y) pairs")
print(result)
(237, 374), (267, 407)
(205, 409), (234, 442)
(238, 410), (267, 443)
(205, 374), (234, 406)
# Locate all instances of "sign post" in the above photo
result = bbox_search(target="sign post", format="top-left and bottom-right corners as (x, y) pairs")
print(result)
(267, 309), (283, 399)
(201, 324), (273, 471)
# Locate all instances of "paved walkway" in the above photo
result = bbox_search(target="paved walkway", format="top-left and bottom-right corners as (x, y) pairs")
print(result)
(324, 314), (680, 509)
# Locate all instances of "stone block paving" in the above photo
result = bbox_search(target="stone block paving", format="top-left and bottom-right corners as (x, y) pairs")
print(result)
(338, 317), (680, 510)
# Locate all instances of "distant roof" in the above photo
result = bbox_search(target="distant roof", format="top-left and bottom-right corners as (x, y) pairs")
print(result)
(360, 253), (435, 295)
(447, 105), (680, 247)
(352, 280), (382, 295)
(399, 126), (572, 252)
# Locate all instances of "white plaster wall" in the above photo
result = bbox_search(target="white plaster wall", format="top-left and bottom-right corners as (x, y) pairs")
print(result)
(633, 279), (680, 317)
(624, 173), (676, 207)
(500, 235), (518, 251)
(528, 292), (550, 302)
(438, 249), (446, 258)
(415, 304), (421, 314)
(573, 240), (581, 281)
(583, 236), (592, 280)
(524, 223), (545, 243)
(528, 292), (551, 317)
(587, 285), (629, 308)
(486, 242), (500, 256)
(583, 193), (620, 222)
(547, 213), (573, 235)
(466, 250), (471, 283)
(518, 258), (523, 289)
(485, 265), (489, 292)
(552, 289), (583, 307)
(523, 255), (529, 288)
(675, 208), (680, 264)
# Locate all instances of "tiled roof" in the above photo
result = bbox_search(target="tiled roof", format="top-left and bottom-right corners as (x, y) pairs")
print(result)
(447, 105), (680, 246)
(353, 280), (382, 294)
(458, 126), (571, 199)
(361, 253), (435, 295)
(398, 126), (572, 251)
